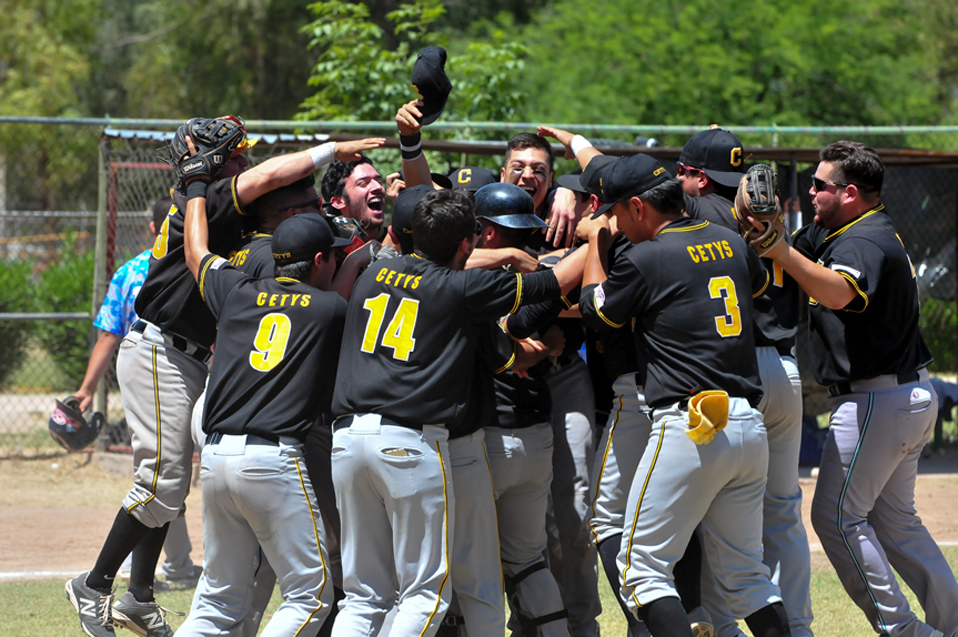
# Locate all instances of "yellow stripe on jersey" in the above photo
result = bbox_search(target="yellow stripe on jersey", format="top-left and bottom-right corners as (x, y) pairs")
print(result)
(291, 456), (329, 636)
(660, 220), (709, 234)
(508, 272), (522, 314)
(622, 417), (667, 610)
(493, 345), (518, 375)
(823, 205), (884, 243)
(752, 269), (770, 299)
(596, 302), (627, 329)
(837, 271), (869, 312)
(230, 175), (247, 216)
(198, 256), (220, 301)
(420, 442), (452, 637)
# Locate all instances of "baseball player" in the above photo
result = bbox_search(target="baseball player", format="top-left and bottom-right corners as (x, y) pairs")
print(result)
(755, 141), (958, 637)
(321, 155), (387, 247)
(677, 128), (812, 637)
(65, 114), (383, 637)
(176, 150), (350, 634)
(576, 152), (791, 637)
(328, 187), (584, 636)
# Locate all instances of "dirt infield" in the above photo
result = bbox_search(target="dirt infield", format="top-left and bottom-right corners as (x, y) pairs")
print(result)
(1, 449), (958, 578)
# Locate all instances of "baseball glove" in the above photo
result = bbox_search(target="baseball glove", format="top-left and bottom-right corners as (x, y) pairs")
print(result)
(167, 117), (247, 185)
(734, 163), (785, 257)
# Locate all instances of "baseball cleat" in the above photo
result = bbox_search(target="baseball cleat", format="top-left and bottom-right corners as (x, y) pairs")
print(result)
(111, 591), (176, 637)
(65, 572), (116, 637)
(688, 606), (714, 637)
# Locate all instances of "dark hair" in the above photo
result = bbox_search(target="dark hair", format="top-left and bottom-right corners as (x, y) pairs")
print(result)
(251, 175), (317, 225)
(274, 260), (313, 281)
(152, 196), (173, 229)
(505, 133), (554, 175)
(413, 189), (477, 264)
(321, 155), (375, 201)
(639, 179), (685, 216)
(820, 141), (883, 195)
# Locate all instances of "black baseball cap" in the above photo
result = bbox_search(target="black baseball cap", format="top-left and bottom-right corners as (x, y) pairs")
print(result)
(411, 47), (452, 126)
(397, 170), (452, 190)
(272, 213), (352, 266)
(556, 170), (587, 194)
(591, 154), (670, 219)
(678, 127), (746, 188)
(448, 166), (498, 191)
(391, 184), (433, 254)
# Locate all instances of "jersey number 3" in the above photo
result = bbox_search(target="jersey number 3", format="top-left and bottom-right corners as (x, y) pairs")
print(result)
(708, 276), (742, 338)
(361, 294), (419, 361)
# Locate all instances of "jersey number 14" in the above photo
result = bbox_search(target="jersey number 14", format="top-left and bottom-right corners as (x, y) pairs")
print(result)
(361, 294), (420, 361)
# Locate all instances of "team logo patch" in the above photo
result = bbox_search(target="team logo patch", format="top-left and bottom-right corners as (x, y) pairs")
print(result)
(594, 284), (607, 310)
(210, 257), (229, 270)
(830, 264), (862, 279)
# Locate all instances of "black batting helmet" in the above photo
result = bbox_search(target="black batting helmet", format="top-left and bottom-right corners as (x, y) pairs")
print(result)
(49, 396), (103, 452)
(474, 183), (548, 230)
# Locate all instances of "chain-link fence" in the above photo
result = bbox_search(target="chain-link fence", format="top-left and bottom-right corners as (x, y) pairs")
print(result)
(1, 118), (955, 456)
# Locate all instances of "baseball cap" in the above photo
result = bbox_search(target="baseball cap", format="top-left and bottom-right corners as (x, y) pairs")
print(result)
(448, 166), (498, 191)
(391, 184), (434, 254)
(397, 170), (452, 190)
(556, 170), (587, 194)
(272, 213), (352, 266)
(591, 154), (670, 219)
(678, 127), (746, 188)
(411, 47), (453, 126)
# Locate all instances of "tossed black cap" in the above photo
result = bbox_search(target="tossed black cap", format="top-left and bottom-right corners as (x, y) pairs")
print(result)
(411, 47), (453, 126)
(272, 213), (352, 266)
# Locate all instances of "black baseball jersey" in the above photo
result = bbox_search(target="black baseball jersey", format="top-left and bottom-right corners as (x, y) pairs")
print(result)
(792, 204), (932, 385)
(332, 254), (562, 428)
(462, 322), (520, 434)
(593, 235), (643, 381)
(580, 218), (767, 409)
(229, 232), (275, 279)
(197, 253), (347, 440)
(136, 178), (246, 346)
(686, 192), (799, 350)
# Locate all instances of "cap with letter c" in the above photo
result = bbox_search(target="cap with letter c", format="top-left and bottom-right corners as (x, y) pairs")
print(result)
(678, 126), (746, 188)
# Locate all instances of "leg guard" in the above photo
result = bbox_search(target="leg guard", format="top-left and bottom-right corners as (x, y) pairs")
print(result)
(504, 562), (570, 636)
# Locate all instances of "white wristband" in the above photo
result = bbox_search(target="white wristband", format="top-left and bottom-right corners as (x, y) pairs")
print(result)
(570, 135), (593, 157)
(308, 142), (336, 169)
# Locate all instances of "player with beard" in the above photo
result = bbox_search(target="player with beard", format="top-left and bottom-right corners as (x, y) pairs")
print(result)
(321, 156), (387, 246)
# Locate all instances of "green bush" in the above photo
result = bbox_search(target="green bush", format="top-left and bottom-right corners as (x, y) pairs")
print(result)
(921, 297), (958, 374)
(34, 236), (95, 391)
(0, 259), (35, 388)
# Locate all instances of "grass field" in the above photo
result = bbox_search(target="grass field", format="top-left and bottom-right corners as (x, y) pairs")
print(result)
(3, 547), (957, 635)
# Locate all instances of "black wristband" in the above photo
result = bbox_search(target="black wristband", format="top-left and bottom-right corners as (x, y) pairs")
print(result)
(186, 180), (209, 200)
(399, 132), (422, 147)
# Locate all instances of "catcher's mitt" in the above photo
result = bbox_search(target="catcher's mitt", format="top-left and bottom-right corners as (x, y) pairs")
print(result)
(167, 116), (247, 185)
(734, 163), (785, 257)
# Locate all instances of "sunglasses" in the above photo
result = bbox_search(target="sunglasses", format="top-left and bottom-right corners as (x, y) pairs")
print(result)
(676, 162), (704, 177)
(811, 176), (851, 192)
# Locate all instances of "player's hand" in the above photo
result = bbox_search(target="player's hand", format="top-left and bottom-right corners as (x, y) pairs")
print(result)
(396, 100), (424, 137)
(72, 391), (93, 414)
(541, 325), (566, 357)
(545, 187), (581, 248)
(385, 172), (405, 202)
(744, 214), (788, 260)
(574, 208), (610, 243)
(334, 137), (387, 162)
(510, 248), (540, 273)
(537, 126), (576, 160)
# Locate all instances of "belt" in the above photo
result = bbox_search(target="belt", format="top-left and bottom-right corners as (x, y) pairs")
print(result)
(132, 320), (212, 364)
(333, 414), (424, 432)
(827, 370), (923, 398)
(206, 432), (279, 446)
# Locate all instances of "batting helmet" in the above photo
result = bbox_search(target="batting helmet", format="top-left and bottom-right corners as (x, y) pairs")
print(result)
(49, 396), (104, 452)
(474, 183), (548, 230)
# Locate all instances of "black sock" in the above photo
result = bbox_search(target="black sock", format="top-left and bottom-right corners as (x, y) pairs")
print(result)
(598, 536), (644, 632)
(744, 602), (791, 637)
(638, 596), (693, 637)
(674, 531), (702, 611)
(86, 509), (149, 592)
(128, 522), (170, 602)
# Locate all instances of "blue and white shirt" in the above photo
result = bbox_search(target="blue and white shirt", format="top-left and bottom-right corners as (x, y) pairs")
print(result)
(93, 250), (151, 336)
